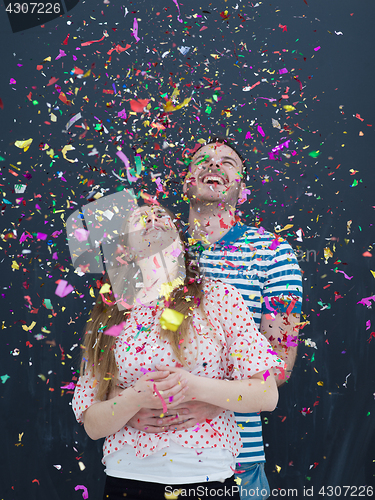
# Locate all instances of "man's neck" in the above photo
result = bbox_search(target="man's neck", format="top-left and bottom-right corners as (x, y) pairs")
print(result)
(188, 203), (237, 246)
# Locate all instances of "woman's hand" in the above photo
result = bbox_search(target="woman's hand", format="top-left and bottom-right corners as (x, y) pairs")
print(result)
(124, 370), (189, 410)
(154, 364), (198, 402)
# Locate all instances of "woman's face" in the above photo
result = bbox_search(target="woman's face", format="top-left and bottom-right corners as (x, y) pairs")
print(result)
(125, 205), (182, 261)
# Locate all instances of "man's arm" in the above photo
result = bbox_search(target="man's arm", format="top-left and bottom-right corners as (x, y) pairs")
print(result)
(107, 385), (224, 433)
(260, 311), (300, 386)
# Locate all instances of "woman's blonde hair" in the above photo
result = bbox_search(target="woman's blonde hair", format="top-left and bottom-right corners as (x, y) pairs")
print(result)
(79, 205), (206, 401)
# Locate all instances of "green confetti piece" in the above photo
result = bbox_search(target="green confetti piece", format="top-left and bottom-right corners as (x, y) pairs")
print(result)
(308, 151), (321, 158)
(311, 353), (315, 362)
(1, 374), (10, 384)
(134, 156), (143, 175)
(43, 299), (53, 310)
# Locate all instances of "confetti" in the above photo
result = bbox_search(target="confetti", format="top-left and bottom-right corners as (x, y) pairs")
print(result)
(160, 308), (184, 331)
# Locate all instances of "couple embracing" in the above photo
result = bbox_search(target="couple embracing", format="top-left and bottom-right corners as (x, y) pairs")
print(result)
(72, 137), (302, 499)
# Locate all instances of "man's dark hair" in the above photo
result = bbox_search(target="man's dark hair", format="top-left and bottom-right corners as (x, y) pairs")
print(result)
(187, 136), (248, 179)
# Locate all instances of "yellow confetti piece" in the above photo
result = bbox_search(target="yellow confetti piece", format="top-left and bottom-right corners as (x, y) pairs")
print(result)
(22, 321), (36, 331)
(275, 224), (294, 233)
(276, 465), (281, 473)
(163, 97), (192, 113)
(99, 283), (111, 295)
(370, 270), (375, 278)
(61, 144), (78, 163)
(234, 477), (242, 485)
(317, 381), (324, 386)
(78, 461), (86, 471)
(11, 260), (20, 270)
(160, 308), (184, 332)
(14, 138), (33, 151)
(324, 247), (333, 262)
(237, 395), (243, 401)
(160, 277), (184, 301)
(283, 105), (295, 112)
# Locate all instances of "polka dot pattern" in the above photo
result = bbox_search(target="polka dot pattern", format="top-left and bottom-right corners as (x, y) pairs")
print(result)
(72, 279), (281, 461)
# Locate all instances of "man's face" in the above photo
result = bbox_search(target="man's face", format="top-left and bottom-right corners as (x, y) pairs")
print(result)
(182, 143), (245, 206)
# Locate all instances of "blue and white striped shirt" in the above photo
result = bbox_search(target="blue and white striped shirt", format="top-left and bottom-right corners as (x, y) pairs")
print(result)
(188, 223), (303, 463)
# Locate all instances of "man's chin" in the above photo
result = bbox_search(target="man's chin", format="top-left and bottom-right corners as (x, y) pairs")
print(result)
(187, 187), (240, 207)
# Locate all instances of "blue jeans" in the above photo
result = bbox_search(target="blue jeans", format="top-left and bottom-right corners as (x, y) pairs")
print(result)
(234, 463), (270, 500)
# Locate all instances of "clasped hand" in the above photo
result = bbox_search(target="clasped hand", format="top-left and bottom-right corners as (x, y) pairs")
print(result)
(125, 364), (195, 410)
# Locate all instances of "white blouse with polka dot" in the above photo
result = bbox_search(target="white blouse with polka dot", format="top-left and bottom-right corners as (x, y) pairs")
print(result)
(72, 279), (281, 462)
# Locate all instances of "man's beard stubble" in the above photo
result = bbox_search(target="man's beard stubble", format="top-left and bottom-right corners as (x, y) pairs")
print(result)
(185, 181), (242, 212)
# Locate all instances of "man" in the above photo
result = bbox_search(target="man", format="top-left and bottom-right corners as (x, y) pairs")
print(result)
(125, 137), (303, 499)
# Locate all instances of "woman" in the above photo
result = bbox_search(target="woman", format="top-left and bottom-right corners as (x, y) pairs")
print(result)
(72, 203), (280, 499)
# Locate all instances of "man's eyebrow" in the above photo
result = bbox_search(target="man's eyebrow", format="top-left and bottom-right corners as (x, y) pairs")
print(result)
(221, 155), (239, 163)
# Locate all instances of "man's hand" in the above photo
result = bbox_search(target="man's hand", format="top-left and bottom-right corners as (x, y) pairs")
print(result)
(260, 312), (300, 386)
(126, 400), (224, 433)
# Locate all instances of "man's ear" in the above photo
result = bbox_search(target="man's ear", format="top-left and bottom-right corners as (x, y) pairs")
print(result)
(237, 182), (249, 205)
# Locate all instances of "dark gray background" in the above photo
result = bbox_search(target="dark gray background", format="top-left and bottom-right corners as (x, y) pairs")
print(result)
(0, 0), (374, 498)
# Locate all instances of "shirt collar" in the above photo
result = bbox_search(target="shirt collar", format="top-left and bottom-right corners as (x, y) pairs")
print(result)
(187, 222), (249, 254)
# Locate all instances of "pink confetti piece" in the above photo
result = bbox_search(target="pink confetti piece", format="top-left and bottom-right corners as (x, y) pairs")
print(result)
(116, 150), (137, 183)
(272, 140), (290, 153)
(75, 485), (88, 499)
(257, 226), (265, 235)
(279, 68), (288, 75)
(314, 46), (321, 51)
(263, 370), (271, 381)
(153, 383), (168, 413)
(334, 269), (353, 280)
(357, 295), (375, 307)
(170, 247), (182, 258)
(10, 78), (16, 85)
(155, 177), (163, 192)
(60, 382), (75, 389)
(104, 322), (126, 337)
(257, 125), (265, 137)
(192, 424), (201, 432)
(132, 18), (140, 42)
(264, 296), (277, 313)
(55, 280), (74, 298)
(55, 49), (66, 60)
(37, 232), (47, 240)
(286, 335), (298, 347)
(117, 109), (127, 119)
(19, 232), (32, 243)
(267, 348), (278, 356)
(52, 252), (58, 260)
(245, 131), (253, 139)
(366, 321), (371, 330)
(238, 188), (251, 205)
(74, 228), (90, 242)
(172, 0), (183, 22)
(269, 238), (280, 250)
